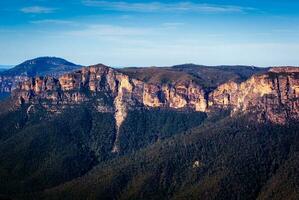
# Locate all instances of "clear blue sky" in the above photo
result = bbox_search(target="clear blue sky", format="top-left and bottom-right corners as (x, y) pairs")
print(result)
(0, 0), (299, 67)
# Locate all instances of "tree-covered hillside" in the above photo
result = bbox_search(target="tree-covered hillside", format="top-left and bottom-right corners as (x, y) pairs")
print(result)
(0, 98), (297, 199)
(0, 101), (207, 199)
(40, 115), (299, 200)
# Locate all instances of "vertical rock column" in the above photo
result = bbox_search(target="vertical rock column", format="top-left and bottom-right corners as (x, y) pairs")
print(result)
(112, 74), (133, 153)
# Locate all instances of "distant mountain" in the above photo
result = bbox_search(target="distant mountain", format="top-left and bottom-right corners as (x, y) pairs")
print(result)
(0, 57), (81, 96)
(0, 65), (13, 73)
(0, 65), (13, 69)
(1, 57), (81, 77)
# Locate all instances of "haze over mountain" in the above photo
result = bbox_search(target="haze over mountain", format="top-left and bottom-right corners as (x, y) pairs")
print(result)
(0, 65), (13, 69)
(0, 58), (298, 199)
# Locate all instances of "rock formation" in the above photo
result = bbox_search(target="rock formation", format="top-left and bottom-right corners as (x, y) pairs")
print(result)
(11, 65), (299, 151)
(0, 57), (81, 97)
(209, 67), (299, 124)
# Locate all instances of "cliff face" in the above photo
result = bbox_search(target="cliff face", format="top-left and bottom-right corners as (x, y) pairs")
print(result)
(13, 64), (209, 111)
(12, 65), (299, 150)
(13, 65), (299, 121)
(209, 67), (299, 124)
(12, 64), (208, 152)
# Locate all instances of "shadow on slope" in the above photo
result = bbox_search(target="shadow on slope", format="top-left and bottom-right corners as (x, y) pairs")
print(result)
(40, 114), (298, 200)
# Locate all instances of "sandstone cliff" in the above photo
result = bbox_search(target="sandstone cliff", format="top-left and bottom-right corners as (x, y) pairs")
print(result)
(12, 65), (299, 151)
(209, 67), (299, 124)
(13, 64), (209, 152)
(13, 64), (210, 112)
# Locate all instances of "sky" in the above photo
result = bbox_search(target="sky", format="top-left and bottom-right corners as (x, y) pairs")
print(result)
(0, 0), (299, 67)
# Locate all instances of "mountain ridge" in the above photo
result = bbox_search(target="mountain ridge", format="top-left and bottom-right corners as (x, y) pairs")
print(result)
(119, 63), (267, 88)
(0, 57), (82, 96)
(1, 61), (298, 200)
(13, 64), (299, 119)
(10, 64), (299, 154)
(1, 56), (81, 77)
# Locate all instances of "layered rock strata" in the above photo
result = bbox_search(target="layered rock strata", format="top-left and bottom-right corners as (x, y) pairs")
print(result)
(12, 65), (299, 151)
(209, 67), (299, 124)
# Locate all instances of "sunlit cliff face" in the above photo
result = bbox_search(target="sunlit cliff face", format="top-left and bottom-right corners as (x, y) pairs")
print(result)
(208, 67), (299, 124)
(12, 65), (299, 142)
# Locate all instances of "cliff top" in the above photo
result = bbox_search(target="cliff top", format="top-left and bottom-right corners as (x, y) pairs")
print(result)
(119, 64), (267, 88)
(269, 67), (299, 73)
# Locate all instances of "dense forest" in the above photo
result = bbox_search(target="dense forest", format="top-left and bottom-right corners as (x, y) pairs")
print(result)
(36, 115), (298, 200)
(0, 98), (297, 200)
(0, 101), (209, 199)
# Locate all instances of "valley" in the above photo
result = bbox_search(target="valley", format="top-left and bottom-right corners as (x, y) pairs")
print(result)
(0, 57), (298, 200)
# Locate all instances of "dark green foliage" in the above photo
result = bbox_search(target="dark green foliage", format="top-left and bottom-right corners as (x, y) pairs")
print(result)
(39, 116), (299, 200)
(119, 108), (207, 153)
(0, 104), (28, 141)
(0, 104), (116, 196)
(0, 100), (298, 200)
(0, 102), (208, 199)
(257, 152), (299, 200)
(0, 92), (10, 100)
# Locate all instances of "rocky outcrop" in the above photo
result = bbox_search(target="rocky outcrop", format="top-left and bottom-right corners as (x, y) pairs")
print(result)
(142, 83), (207, 111)
(209, 67), (299, 124)
(13, 64), (209, 111)
(12, 64), (209, 152)
(11, 65), (299, 150)
(0, 57), (81, 97)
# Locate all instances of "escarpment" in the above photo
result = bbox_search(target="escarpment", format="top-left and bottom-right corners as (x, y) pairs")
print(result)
(12, 64), (209, 152)
(209, 67), (299, 123)
(12, 65), (299, 151)
(13, 64), (210, 113)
